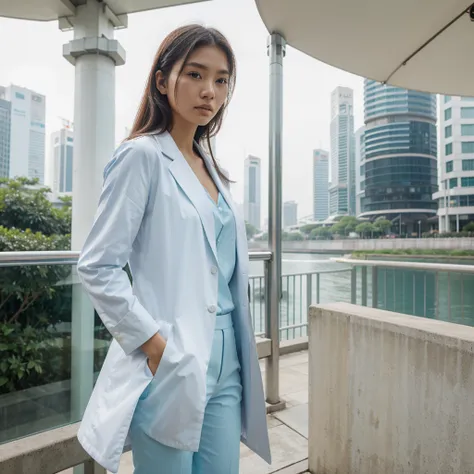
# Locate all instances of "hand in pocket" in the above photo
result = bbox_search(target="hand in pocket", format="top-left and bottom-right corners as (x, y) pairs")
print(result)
(141, 331), (168, 376)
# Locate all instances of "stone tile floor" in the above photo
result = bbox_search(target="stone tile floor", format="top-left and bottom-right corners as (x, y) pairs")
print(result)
(66, 350), (310, 474)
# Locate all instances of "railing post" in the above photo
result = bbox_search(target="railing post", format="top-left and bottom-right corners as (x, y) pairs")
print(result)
(351, 267), (357, 304)
(361, 266), (367, 306)
(372, 266), (378, 308)
(265, 32), (286, 407)
(316, 272), (320, 304)
(306, 273), (313, 324)
(83, 460), (106, 474)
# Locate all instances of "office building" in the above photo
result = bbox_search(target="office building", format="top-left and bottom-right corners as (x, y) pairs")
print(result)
(329, 86), (355, 216)
(244, 155), (261, 230)
(313, 149), (329, 220)
(0, 84), (46, 183)
(283, 200), (298, 228)
(360, 80), (437, 234)
(0, 97), (11, 179)
(355, 126), (366, 216)
(434, 95), (474, 232)
(50, 126), (74, 197)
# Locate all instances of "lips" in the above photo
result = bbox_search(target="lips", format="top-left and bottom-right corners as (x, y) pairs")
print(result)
(195, 105), (213, 112)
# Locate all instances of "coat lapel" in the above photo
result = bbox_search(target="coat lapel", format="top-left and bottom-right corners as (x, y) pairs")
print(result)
(156, 132), (218, 263)
(195, 142), (249, 276)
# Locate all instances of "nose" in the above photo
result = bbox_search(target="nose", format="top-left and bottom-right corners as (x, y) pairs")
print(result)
(201, 79), (215, 100)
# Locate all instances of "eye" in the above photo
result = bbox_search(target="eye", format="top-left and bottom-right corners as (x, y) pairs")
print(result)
(188, 72), (201, 79)
(217, 78), (229, 85)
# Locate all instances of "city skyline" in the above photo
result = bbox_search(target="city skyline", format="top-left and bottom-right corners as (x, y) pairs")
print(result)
(0, 0), (366, 218)
(0, 84), (46, 184)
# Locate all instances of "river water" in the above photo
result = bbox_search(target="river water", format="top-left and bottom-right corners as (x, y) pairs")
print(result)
(248, 253), (474, 340)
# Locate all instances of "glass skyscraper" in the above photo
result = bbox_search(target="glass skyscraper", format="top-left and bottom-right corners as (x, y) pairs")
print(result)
(329, 87), (356, 216)
(0, 98), (11, 179)
(359, 80), (438, 234)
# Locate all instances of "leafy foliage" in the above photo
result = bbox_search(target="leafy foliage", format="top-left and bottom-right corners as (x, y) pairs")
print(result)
(0, 177), (71, 235)
(0, 179), (71, 394)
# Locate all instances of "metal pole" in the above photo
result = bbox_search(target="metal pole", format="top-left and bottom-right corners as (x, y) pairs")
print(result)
(351, 267), (357, 304)
(372, 266), (379, 308)
(266, 33), (285, 406)
(361, 266), (367, 306)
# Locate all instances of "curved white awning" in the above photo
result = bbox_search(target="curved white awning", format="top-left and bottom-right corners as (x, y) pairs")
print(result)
(0, 0), (208, 21)
(255, 0), (474, 96)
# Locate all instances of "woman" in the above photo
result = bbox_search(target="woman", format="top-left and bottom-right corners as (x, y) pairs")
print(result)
(76, 24), (271, 474)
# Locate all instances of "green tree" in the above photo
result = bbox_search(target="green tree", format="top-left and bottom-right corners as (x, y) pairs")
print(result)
(0, 178), (71, 235)
(0, 178), (71, 393)
(374, 217), (392, 235)
(300, 224), (320, 235)
(283, 232), (304, 241)
(464, 221), (474, 232)
(332, 216), (359, 236)
(310, 226), (332, 240)
(356, 222), (375, 238)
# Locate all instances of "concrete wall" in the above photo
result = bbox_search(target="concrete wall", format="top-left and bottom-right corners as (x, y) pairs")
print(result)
(249, 238), (474, 253)
(308, 302), (474, 474)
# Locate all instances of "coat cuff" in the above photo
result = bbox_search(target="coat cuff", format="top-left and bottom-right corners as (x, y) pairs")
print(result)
(108, 308), (160, 355)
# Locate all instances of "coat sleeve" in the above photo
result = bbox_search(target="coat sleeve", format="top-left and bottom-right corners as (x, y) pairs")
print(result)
(77, 139), (160, 356)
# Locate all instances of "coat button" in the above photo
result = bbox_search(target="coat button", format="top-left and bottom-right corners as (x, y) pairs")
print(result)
(211, 266), (218, 275)
(208, 305), (217, 313)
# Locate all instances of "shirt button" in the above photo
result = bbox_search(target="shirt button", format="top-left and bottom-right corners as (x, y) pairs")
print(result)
(208, 305), (217, 313)
(211, 266), (218, 275)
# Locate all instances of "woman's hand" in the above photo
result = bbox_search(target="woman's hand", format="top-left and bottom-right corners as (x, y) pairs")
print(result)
(141, 332), (167, 376)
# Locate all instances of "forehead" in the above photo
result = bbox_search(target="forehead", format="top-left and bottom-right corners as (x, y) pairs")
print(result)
(185, 45), (229, 72)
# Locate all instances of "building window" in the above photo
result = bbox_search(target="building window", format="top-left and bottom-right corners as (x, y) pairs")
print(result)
(449, 178), (458, 189)
(461, 177), (474, 187)
(461, 124), (474, 136)
(15, 92), (25, 100)
(462, 159), (474, 171)
(461, 107), (474, 119)
(444, 96), (451, 103)
(446, 160), (454, 173)
(445, 125), (452, 138)
(462, 141), (474, 153)
(445, 143), (453, 155)
(444, 108), (452, 121)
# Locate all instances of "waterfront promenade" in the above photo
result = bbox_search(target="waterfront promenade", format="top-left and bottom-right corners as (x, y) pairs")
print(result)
(249, 237), (474, 254)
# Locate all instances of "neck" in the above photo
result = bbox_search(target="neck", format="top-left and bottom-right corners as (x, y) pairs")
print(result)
(169, 116), (198, 157)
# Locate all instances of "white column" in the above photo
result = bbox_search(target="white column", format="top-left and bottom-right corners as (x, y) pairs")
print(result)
(61, 2), (126, 464)
(456, 213), (460, 233)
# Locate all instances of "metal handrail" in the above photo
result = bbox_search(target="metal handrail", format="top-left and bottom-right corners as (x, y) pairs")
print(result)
(336, 257), (474, 275)
(0, 250), (273, 266)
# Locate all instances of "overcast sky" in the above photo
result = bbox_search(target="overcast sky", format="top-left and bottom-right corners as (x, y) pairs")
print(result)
(0, 0), (365, 219)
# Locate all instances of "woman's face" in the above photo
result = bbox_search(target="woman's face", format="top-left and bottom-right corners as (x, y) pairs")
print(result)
(157, 45), (230, 128)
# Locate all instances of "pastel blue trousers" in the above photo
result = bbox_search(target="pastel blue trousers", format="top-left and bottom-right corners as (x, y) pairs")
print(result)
(130, 313), (242, 474)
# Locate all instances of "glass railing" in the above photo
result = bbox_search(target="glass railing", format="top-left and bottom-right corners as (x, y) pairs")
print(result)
(0, 250), (352, 446)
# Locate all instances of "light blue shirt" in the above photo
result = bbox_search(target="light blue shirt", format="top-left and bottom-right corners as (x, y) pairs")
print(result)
(205, 191), (237, 316)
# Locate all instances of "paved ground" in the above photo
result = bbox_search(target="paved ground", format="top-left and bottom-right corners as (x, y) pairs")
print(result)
(65, 350), (310, 474)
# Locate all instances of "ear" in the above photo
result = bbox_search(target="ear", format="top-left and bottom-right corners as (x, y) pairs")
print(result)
(155, 70), (167, 95)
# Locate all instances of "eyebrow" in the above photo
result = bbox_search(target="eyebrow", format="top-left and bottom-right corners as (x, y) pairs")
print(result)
(184, 61), (230, 76)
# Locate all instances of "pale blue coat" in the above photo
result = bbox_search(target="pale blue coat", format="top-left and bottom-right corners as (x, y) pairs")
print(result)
(76, 132), (271, 473)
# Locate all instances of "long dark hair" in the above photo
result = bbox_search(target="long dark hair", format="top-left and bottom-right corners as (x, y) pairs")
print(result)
(127, 24), (236, 184)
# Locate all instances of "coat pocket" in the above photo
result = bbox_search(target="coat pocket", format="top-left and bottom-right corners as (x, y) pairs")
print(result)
(139, 323), (174, 400)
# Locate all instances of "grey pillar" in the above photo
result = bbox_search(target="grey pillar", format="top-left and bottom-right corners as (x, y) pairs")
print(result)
(266, 33), (285, 406)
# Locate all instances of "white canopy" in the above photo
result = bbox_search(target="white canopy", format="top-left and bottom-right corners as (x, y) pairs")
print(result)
(255, 0), (474, 96)
(0, 0), (206, 21)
